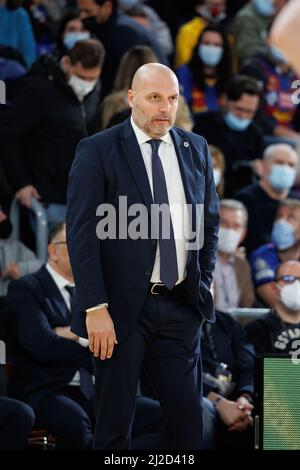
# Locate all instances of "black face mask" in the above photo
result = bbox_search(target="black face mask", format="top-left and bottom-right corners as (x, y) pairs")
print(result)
(82, 16), (99, 34)
(0, 218), (13, 239)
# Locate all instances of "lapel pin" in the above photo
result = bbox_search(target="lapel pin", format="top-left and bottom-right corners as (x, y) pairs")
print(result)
(183, 141), (189, 148)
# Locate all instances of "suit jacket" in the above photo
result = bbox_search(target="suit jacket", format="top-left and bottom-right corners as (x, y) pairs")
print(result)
(67, 118), (220, 341)
(6, 266), (93, 409)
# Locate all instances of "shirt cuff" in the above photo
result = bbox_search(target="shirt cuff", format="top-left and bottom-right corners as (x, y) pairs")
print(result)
(85, 303), (108, 313)
(78, 337), (89, 347)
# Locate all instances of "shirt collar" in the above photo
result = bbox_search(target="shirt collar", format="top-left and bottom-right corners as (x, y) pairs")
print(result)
(130, 117), (172, 146)
(46, 262), (74, 291)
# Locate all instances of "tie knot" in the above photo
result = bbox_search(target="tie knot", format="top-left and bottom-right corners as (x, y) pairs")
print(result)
(65, 285), (76, 298)
(147, 139), (162, 152)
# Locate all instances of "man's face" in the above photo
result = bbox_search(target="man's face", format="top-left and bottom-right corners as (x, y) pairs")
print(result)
(220, 207), (246, 242)
(68, 61), (101, 82)
(276, 205), (300, 240)
(275, 262), (300, 302)
(226, 93), (259, 121)
(48, 227), (73, 281)
(264, 149), (298, 179)
(128, 71), (179, 139)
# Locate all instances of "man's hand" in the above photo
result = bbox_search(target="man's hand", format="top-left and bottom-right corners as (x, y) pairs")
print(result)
(15, 185), (41, 208)
(2, 262), (21, 279)
(86, 307), (118, 360)
(228, 396), (254, 432)
(53, 326), (79, 341)
(216, 397), (246, 427)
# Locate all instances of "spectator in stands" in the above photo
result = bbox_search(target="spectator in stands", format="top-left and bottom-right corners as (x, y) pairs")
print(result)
(213, 199), (255, 311)
(6, 221), (167, 449)
(0, 0), (37, 68)
(0, 40), (104, 227)
(56, 11), (91, 56)
(0, 396), (35, 449)
(232, 0), (287, 66)
(177, 24), (232, 115)
(209, 145), (225, 198)
(0, 205), (42, 296)
(175, 0), (227, 68)
(201, 308), (255, 448)
(235, 143), (299, 255)
(194, 75), (263, 196)
(119, 0), (174, 57)
(246, 260), (300, 354)
(249, 199), (300, 307)
(77, 0), (167, 97)
(6, 221), (95, 449)
(241, 37), (300, 147)
(99, 45), (193, 132)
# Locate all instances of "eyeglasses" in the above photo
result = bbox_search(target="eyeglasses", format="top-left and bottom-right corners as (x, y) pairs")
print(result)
(52, 241), (67, 245)
(275, 275), (300, 284)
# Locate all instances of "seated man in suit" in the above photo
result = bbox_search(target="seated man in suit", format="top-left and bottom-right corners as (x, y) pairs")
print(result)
(6, 221), (166, 450)
(6, 221), (95, 449)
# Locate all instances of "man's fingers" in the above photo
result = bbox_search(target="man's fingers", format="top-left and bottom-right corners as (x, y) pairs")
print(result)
(100, 337), (108, 360)
(89, 335), (94, 353)
(93, 337), (101, 358)
(106, 336), (115, 359)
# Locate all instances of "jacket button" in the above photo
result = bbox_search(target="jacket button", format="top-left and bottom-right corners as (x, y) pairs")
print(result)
(145, 270), (151, 276)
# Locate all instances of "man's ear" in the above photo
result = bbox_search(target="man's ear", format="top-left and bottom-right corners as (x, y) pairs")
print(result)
(271, 280), (279, 296)
(128, 89), (134, 108)
(61, 55), (71, 73)
(48, 244), (57, 263)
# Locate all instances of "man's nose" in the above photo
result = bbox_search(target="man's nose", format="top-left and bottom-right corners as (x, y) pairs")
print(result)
(159, 100), (170, 113)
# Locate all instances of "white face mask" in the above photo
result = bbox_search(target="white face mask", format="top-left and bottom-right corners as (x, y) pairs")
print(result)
(218, 227), (241, 254)
(68, 74), (97, 101)
(213, 168), (221, 187)
(280, 280), (300, 311)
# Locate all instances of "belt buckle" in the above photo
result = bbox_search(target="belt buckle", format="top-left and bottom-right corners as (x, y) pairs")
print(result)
(150, 283), (163, 295)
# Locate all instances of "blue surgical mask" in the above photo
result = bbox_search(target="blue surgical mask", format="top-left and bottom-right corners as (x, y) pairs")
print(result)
(254, 0), (275, 17)
(268, 164), (296, 191)
(213, 168), (221, 187)
(271, 218), (295, 250)
(198, 44), (223, 67)
(224, 111), (251, 131)
(63, 31), (91, 50)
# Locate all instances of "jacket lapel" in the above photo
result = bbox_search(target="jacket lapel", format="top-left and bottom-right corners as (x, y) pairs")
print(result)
(37, 266), (70, 325)
(119, 119), (153, 213)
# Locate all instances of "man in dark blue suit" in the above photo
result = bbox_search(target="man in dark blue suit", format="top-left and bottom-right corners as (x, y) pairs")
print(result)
(6, 222), (95, 449)
(67, 63), (220, 450)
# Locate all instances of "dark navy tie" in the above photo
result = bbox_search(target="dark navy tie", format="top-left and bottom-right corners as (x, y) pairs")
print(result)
(65, 285), (94, 400)
(148, 139), (179, 289)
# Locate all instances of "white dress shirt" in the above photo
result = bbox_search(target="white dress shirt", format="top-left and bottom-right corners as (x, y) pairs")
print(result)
(131, 117), (189, 284)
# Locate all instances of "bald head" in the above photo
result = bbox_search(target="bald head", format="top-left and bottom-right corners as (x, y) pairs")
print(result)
(128, 63), (179, 138)
(277, 260), (300, 279)
(131, 63), (179, 91)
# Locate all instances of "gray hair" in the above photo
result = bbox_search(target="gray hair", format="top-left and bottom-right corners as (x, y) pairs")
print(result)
(263, 143), (299, 162)
(220, 199), (248, 226)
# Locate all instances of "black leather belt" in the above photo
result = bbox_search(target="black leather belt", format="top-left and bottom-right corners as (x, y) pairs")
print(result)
(149, 282), (184, 296)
